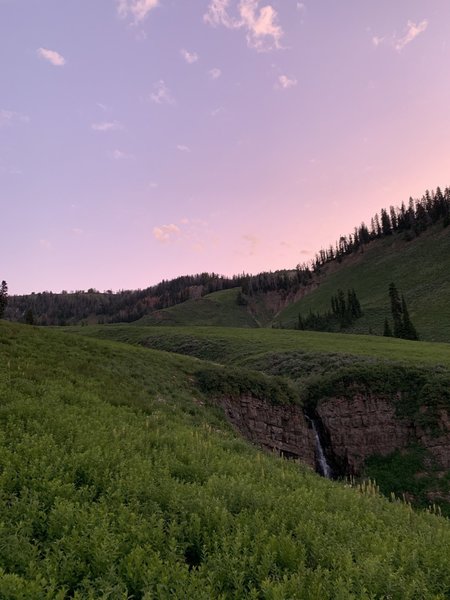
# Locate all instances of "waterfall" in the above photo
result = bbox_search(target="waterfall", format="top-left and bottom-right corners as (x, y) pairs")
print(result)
(306, 415), (332, 479)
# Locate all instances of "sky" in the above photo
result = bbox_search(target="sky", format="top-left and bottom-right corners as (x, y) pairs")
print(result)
(1, 0), (450, 294)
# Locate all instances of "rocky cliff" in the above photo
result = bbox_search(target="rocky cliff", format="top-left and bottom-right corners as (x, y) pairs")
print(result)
(215, 395), (316, 469)
(215, 392), (450, 485)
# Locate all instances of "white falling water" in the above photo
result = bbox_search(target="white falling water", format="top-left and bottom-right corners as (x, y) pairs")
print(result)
(308, 417), (332, 479)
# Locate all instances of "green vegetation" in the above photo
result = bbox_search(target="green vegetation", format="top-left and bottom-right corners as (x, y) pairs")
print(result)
(365, 446), (450, 514)
(3, 321), (450, 597)
(137, 288), (258, 328)
(68, 325), (450, 370)
(278, 225), (450, 341)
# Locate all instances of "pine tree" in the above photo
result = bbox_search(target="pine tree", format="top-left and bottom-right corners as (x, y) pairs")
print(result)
(401, 295), (419, 340)
(383, 318), (393, 337)
(0, 280), (8, 319)
(25, 308), (34, 325)
(389, 282), (403, 338)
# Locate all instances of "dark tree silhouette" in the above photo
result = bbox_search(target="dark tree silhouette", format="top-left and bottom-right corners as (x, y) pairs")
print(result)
(0, 280), (8, 319)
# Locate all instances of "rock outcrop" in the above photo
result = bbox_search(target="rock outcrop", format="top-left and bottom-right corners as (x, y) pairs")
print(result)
(215, 392), (450, 481)
(215, 395), (316, 469)
(316, 395), (414, 474)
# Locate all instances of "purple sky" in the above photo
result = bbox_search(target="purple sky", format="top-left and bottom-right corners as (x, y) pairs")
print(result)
(2, 0), (450, 294)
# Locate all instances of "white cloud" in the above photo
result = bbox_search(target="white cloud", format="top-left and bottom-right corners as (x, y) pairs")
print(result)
(181, 49), (199, 64)
(91, 121), (123, 132)
(176, 144), (191, 152)
(96, 102), (111, 112)
(277, 74), (297, 89)
(153, 223), (180, 243)
(210, 107), (224, 117)
(148, 180), (158, 189)
(372, 36), (384, 47)
(112, 149), (133, 160)
(72, 228), (84, 236)
(117, 0), (159, 23)
(209, 67), (222, 79)
(0, 109), (30, 127)
(373, 20), (428, 51)
(37, 47), (66, 66)
(296, 2), (305, 11)
(394, 20), (428, 51)
(150, 80), (175, 104)
(204, 0), (283, 52)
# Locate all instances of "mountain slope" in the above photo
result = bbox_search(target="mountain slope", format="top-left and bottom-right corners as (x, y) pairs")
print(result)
(277, 224), (450, 341)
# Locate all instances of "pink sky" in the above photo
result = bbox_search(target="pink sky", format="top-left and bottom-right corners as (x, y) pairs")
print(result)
(1, 0), (449, 294)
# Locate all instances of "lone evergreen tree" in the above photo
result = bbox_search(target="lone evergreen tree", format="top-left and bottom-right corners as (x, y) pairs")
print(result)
(389, 282), (403, 338)
(387, 283), (419, 340)
(0, 280), (8, 319)
(401, 295), (418, 340)
(383, 317), (393, 337)
(25, 308), (34, 325)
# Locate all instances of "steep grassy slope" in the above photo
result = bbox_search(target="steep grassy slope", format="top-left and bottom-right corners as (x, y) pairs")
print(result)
(136, 288), (259, 328)
(3, 321), (450, 597)
(277, 225), (450, 341)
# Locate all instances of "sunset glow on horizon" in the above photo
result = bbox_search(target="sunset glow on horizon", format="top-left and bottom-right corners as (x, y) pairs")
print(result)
(2, 0), (450, 294)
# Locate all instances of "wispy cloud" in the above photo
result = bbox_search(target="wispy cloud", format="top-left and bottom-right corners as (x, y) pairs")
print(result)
(394, 20), (428, 51)
(150, 80), (175, 104)
(153, 223), (180, 243)
(373, 20), (428, 51)
(176, 144), (191, 152)
(91, 121), (123, 132)
(372, 36), (384, 47)
(117, 0), (159, 23)
(210, 107), (224, 117)
(0, 109), (30, 127)
(111, 149), (133, 160)
(204, 0), (283, 52)
(277, 74), (297, 89)
(181, 48), (198, 64)
(37, 47), (66, 66)
(96, 102), (111, 112)
(209, 67), (222, 79)
(242, 233), (259, 255)
(39, 239), (52, 250)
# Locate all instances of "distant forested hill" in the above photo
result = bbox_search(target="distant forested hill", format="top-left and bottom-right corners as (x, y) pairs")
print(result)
(4, 186), (450, 339)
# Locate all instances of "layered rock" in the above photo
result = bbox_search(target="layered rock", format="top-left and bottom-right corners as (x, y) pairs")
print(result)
(317, 395), (413, 474)
(215, 395), (316, 469)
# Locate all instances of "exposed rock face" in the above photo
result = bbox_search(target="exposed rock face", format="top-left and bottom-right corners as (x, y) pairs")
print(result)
(215, 395), (316, 469)
(317, 395), (450, 476)
(317, 395), (413, 474)
(215, 393), (450, 482)
(416, 409), (450, 470)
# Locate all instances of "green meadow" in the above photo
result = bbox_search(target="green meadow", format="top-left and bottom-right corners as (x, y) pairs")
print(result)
(2, 320), (450, 597)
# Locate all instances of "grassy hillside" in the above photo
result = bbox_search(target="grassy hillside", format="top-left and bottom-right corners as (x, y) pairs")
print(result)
(68, 325), (450, 370)
(3, 321), (450, 597)
(136, 288), (259, 328)
(277, 224), (450, 341)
